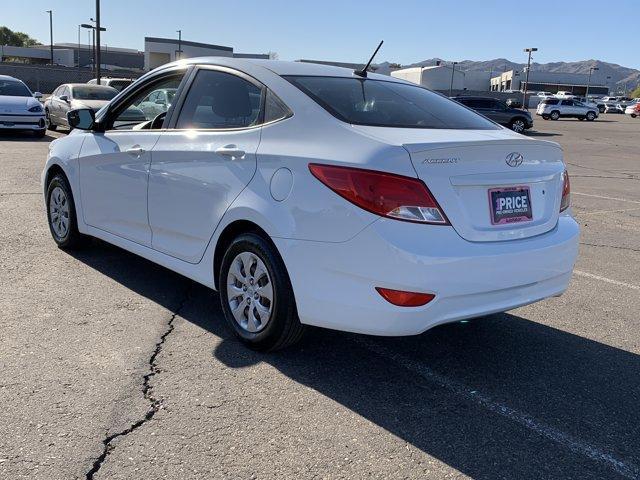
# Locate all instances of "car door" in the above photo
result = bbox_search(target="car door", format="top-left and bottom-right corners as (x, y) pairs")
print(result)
(77, 71), (187, 246)
(560, 99), (574, 116)
(53, 86), (68, 124)
(147, 66), (264, 263)
(488, 99), (510, 125)
(474, 99), (498, 123)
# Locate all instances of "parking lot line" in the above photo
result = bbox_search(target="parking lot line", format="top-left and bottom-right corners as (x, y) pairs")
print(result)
(573, 192), (640, 205)
(574, 270), (640, 291)
(356, 337), (640, 479)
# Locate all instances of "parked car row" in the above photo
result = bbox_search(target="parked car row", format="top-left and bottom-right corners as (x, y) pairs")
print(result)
(452, 96), (533, 132)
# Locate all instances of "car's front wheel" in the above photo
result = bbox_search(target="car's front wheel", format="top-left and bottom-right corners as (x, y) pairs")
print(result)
(46, 174), (87, 249)
(586, 111), (596, 121)
(509, 118), (527, 133)
(45, 109), (57, 131)
(219, 233), (304, 351)
(550, 111), (560, 121)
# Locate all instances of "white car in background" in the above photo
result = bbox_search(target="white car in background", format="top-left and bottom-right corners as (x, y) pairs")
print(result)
(537, 97), (599, 121)
(0, 75), (46, 137)
(87, 77), (135, 92)
(625, 100), (640, 118)
(42, 58), (579, 351)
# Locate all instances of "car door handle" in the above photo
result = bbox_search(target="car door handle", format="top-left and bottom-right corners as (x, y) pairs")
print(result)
(215, 145), (245, 159)
(125, 146), (145, 156)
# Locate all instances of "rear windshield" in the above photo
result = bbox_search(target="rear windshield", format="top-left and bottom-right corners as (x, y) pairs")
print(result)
(108, 80), (133, 91)
(285, 76), (499, 130)
(542, 98), (559, 105)
(0, 80), (31, 97)
(72, 86), (117, 101)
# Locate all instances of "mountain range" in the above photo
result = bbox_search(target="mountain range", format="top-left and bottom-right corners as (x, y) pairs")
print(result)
(378, 58), (639, 88)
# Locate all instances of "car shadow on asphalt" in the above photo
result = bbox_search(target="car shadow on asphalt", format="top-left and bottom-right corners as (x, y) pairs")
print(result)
(0, 131), (57, 142)
(525, 131), (562, 137)
(69, 239), (639, 480)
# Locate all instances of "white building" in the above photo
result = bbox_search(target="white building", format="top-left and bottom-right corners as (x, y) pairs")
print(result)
(391, 65), (465, 91)
(0, 45), (75, 66)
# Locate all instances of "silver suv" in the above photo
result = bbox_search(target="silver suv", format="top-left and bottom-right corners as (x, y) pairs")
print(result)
(536, 97), (598, 121)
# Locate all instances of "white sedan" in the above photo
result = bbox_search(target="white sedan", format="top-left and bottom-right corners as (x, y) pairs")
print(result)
(42, 58), (579, 350)
(0, 75), (45, 137)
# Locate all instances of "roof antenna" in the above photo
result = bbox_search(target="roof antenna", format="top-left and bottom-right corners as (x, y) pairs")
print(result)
(354, 40), (384, 78)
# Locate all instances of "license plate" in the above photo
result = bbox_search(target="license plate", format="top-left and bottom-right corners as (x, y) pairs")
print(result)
(488, 186), (532, 225)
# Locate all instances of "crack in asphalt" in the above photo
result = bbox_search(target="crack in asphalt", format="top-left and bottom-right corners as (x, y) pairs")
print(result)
(580, 242), (640, 253)
(85, 285), (191, 480)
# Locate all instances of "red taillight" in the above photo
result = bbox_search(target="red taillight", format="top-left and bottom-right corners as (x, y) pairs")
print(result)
(308, 164), (449, 224)
(560, 170), (571, 212)
(376, 287), (435, 307)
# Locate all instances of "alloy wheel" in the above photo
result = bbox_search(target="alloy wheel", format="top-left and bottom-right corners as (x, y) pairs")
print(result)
(226, 252), (273, 333)
(511, 119), (525, 133)
(49, 186), (70, 239)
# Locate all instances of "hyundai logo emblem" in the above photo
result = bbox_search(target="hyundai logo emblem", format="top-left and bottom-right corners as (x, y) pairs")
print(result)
(505, 152), (524, 167)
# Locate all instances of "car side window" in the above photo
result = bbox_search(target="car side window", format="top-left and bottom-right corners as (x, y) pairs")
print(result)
(264, 89), (292, 123)
(561, 100), (573, 106)
(106, 73), (185, 130)
(175, 69), (263, 130)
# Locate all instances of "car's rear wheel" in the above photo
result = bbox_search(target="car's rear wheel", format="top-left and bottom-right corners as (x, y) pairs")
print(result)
(45, 109), (57, 131)
(46, 174), (87, 249)
(219, 233), (304, 351)
(542, 114), (549, 120)
(632, 114), (638, 118)
(586, 111), (596, 121)
(550, 111), (560, 121)
(509, 118), (526, 133)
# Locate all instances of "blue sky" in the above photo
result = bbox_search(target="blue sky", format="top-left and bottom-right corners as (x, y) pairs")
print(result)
(3, 0), (639, 69)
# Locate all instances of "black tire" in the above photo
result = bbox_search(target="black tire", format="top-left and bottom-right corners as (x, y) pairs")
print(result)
(542, 114), (549, 120)
(509, 118), (527, 133)
(550, 111), (560, 121)
(34, 129), (47, 138)
(586, 111), (596, 121)
(45, 109), (57, 131)
(46, 173), (88, 249)
(632, 114), (638, 118)
(599, 106), (605, 113)
(219, 233), (304, 351)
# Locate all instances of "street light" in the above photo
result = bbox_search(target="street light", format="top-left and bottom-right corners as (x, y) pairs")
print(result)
(585, 66), (599, 100)
(176, 29), (182, 60)
(45, 10), (53, 65)
(449, 61), (458, 97)
(522, 47), (538, 109)
(95, 0), (102, 83)
(80, 24), (95, 73)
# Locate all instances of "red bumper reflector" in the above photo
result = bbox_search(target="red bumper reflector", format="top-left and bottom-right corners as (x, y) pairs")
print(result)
(375, 287), (435, 307)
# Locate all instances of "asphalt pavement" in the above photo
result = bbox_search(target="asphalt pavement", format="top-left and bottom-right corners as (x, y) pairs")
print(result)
(1, 113), (639, 479)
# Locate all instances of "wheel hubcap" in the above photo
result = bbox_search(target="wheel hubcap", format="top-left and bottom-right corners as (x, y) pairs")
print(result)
(49, 186), (70, 239)
(226, 252), (273, 333)
(512, 121), (525, 132)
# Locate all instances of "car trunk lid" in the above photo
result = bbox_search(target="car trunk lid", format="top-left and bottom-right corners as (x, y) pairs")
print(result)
(352, 126), (565, 242)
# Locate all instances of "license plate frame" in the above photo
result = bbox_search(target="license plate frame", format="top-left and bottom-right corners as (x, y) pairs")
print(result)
(488, 185), (533, 225)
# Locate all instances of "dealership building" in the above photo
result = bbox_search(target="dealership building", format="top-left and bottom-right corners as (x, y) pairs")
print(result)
(490, 69), (609, 95)
(0, 37), (269, 72)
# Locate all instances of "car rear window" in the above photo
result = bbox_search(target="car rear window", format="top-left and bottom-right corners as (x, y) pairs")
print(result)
(72, 86), (118, 101)
(285, 76), (499, 130)
(542, 99), (559, 105)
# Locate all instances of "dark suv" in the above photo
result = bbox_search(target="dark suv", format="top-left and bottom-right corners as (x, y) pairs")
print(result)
(452, 96), (533, 133)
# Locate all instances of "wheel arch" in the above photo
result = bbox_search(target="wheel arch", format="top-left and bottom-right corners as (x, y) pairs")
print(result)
(213, 219), (281, 290)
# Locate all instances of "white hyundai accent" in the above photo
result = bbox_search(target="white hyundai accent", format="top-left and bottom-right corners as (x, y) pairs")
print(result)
(42, 58), (579, 350)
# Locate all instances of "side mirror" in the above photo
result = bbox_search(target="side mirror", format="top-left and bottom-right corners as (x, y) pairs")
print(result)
(33, 92), (43, 99)
(59, 95), (69, 103)
(67, 108), (95, 130)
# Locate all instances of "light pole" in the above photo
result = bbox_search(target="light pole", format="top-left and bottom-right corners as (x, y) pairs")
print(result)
(449, 61), (458, 97)
(95, 0), (101, 83)
(176, 30), (182, 60)
(585, 66), (599, 99)
(80, 24), (94, 73)
(46, 10), (53, 64)
(522, 47), (537, 109)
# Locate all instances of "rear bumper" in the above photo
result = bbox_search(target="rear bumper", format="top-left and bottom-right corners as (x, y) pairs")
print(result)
(274, 216), (579, 336)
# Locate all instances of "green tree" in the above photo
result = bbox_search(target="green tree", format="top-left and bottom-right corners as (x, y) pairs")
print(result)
(631, 85), (640, 98)
(0, 26), (41, 47)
